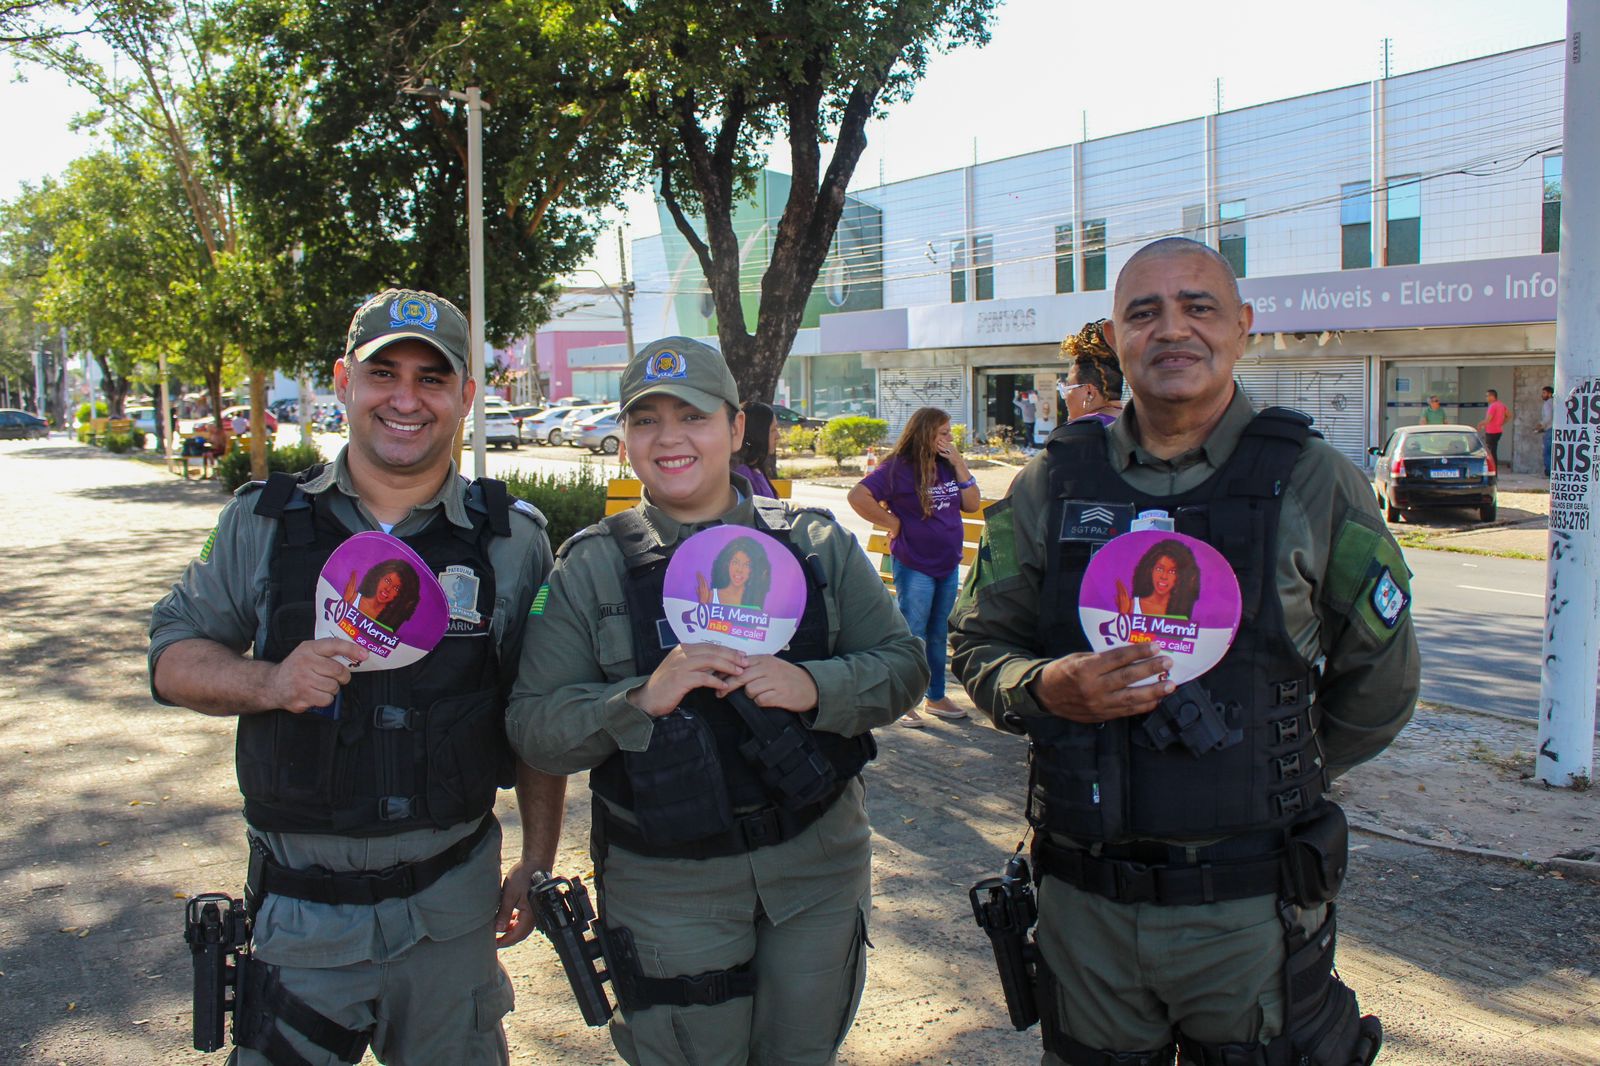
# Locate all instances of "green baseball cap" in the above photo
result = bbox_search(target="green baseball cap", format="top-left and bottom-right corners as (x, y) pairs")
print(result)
(345, 289), (470, 376)
(620, 337), (741, 414)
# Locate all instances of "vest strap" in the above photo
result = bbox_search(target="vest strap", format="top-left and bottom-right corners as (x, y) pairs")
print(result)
(246, 815), (492, 906)
(595, 782), (850, 861)
(1033, 836), (1281, 906)
(237, 958), (374, 1064)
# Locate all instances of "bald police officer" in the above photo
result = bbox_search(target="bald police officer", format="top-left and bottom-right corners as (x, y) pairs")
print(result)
(951, 239), (1418, 1066)
(150, 289), (565, 1065)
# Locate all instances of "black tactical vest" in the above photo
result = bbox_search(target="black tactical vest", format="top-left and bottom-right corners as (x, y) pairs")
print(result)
(588, 500), (875, 843)
(237, 468), (517, 836)
(1028, 408), (1327, 843)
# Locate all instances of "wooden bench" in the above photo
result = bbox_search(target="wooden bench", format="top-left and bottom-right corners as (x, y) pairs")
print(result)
(604, 477), (793, 515)
(169, 451), (216, 480)
(867, 503), (994, 592)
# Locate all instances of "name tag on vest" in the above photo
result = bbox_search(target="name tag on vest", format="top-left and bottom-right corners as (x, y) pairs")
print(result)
(1059, 501), (1134, 543)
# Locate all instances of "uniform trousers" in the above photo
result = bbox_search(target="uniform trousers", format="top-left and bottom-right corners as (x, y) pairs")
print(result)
(228, 919), (513, 1066)
(596, 816), (872, 1065)
(1035, 876), (1324, 1062)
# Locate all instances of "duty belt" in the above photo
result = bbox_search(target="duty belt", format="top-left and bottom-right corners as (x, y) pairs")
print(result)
(595, 781), (851, 861)
(246, 815), (494, 908)
(1033, 835), (1282, 906)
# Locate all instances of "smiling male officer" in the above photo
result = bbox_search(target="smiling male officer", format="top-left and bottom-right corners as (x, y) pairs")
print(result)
(951, 238), (1419, 1066)
(150, 289), (564, 1065)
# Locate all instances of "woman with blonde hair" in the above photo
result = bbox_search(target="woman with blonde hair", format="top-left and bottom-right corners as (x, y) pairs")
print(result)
(1060, 318), (1125, 427)
(848, 407), (981, 725)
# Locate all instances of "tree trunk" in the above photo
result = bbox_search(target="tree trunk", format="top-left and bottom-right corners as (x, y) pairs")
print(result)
(206, 372), (228, 456)
(249, 366), (269, 480)
(96, 354), (129, 417)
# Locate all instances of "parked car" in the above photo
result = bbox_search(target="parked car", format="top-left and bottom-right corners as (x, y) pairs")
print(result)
(770, 404), (827, 431)
(521, 405), (580, 445)
(1370, 424), (1498, 523)
(221, 405), (280, 433)
(0, 408), (48, 439)
(466, 402), (522, 449)
(127, 406), (159, 435)
(556, 404), (615, 443)
(507, 405), (545, 438)
(578, 410), (624, 454)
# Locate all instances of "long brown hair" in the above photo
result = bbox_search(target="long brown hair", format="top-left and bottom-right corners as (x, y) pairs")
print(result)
(888, 407), (951, 518)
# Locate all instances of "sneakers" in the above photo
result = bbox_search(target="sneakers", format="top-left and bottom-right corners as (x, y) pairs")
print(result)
(897, 709), (926, 728)
(922, 697), (968, 721)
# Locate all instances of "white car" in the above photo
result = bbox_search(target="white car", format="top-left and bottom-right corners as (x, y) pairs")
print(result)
(126, 407), (159, 435)
(465, 402), (521, 449)
(523, 405), (584, 445)
(553, 404), (616, 445)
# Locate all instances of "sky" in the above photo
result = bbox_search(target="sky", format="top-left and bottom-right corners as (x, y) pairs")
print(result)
(0, 0), (1571, 282)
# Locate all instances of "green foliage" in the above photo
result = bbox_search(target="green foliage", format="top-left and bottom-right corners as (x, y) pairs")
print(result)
(950, 422), (968, 453)
(780, 424), (817, 455)
(76, 423), (93, 443)
(217, 440), (326, 492)
(76, 400), (109, 424)
(103, 432), (135, 453)
(501, 463), (608, 552)
(818, 416), (888, 470)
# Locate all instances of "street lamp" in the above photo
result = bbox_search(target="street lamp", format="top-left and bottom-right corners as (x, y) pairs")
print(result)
(564, 268), (636, 363)
(403, 82), (491, 479)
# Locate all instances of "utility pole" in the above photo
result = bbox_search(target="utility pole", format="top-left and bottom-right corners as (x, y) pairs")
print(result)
(1215, 77), (1223, 114)
(617, 227), (636, 362)
(1380, 37), (1393, 79)
(1537, 1), (1599, 788)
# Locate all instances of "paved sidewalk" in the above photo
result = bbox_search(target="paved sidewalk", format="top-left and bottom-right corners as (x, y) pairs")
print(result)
(1, 438), (1596, 1065)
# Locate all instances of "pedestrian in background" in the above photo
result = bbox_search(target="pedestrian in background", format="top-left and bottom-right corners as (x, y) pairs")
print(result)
(1419, 395), (1448, 424)
(733, 400), (780, 498)
(1536, 384), (1555, 476)
(848, 407), (980, 726)
(1060, 318), (1125, 427)
(1477, 388), (1511, 464)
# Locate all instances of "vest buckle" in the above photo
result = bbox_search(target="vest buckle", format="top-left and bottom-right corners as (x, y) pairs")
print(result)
(736, 807), (784, 850)
(1275, 753), (1303, 780)
(373, 705), (416, 730)
(1274, 789), (1305, 818)
(1274, 679), (1302, 706)
(1274, 716), (1302, 744)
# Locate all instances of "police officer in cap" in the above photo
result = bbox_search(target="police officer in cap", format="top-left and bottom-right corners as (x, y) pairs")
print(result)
(950, 238), (1419, 1066)
(508, 337), (928, 1064)
(150, 289), (565, 1065)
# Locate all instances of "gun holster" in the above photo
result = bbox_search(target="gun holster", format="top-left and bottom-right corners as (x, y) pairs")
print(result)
(970, 855), (1041, 1031)
(184, 893), (251, 1052)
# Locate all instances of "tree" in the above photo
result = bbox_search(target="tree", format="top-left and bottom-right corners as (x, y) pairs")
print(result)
(625, 0), (998, 402)
(204, 0), (639, 357)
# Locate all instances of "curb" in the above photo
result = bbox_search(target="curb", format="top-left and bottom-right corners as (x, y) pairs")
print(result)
(1349, 815), (1600, 881)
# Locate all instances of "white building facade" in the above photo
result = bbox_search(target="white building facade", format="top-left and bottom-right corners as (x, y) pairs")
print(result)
(629, 42), (1565, 470)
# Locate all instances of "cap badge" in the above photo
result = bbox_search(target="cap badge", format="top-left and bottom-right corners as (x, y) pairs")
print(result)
(643, 348), (687, 382)
(390, 296), (440, 332)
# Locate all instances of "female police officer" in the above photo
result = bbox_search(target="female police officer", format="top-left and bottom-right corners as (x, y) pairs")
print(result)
(507, 337), (927, 1065)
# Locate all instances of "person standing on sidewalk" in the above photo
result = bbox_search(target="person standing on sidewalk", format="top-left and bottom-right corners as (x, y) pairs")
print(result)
(1419, 395), (1448, 425)
(848, 407), (981, 726)
(1477, 388), (1511, 465)
(1060, 318), (1125, 427)
(951, 239), (1419, 1066)
(1536, 384), (1555, 476)
(507, 337), (926, 1066)
(149, 289), (566, 1066)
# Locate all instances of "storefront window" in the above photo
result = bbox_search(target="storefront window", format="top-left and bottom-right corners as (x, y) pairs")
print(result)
(980, 369), (1072, 449)
(570, 370), (622, 402)
(777, 359), (805, 410)
(809, 352), (875, 419)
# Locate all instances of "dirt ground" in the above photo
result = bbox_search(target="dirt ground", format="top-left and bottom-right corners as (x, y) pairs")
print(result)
(2, 438), (1597, 1066)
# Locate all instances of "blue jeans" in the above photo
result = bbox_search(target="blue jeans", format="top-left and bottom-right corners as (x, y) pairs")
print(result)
(891, 559), (961, 701)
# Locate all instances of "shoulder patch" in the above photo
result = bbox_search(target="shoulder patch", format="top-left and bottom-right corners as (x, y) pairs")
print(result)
(1370, 567), (1408, 628)
(198, 525), (218, 563)
(529, 583), (551, 616)
(511, 497), (548, 528)
(555, 522), (612, 559)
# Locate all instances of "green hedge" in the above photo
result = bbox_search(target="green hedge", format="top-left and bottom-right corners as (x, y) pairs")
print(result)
(76, 401), (108, 425)
(817, 416), (888, 469)
(103, 430), (148, 453)
(501, 463), (608, 551)
(216, 441), (326, 492)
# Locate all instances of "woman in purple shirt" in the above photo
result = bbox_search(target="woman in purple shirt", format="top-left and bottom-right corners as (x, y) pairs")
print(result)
(1061, 318), (1125, 428)
(848, 408), (981, 726)
(732, 401), (780, 497)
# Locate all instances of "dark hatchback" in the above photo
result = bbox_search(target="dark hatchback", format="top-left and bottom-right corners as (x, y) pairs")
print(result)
(1370, 424), (1497, 523)
(0, 408), (49, 439)
(771, 404), (827, 431)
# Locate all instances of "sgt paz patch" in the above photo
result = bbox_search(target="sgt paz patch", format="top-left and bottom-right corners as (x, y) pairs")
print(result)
(439, 564), (483, 624)
(1059, 501), (1134, 543)
(1370, 567), (1408, 628)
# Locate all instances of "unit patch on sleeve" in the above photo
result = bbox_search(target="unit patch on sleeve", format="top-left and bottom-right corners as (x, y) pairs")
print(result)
(199, 526), (218, 563)
(528, 583), (551, 617)
(1369, 567), (1408, 629)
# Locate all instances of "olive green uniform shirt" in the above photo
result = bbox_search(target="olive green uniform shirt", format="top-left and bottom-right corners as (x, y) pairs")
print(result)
(148, 448), (553, 967)
(950, 389), (1419, 780)
(506, 477), (928, 922)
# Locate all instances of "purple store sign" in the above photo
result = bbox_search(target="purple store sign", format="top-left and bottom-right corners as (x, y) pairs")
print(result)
(1240, 253), (1559, 333)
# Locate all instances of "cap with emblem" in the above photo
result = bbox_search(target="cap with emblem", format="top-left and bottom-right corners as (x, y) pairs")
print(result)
(620, 336), (742, 414)
(345, 289), (470, 377)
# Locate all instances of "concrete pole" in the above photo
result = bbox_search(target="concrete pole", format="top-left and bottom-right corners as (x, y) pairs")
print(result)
(466, 85), (488, 480)
(618, 227), (636, 362)
(1536, 3), (1600, 788)
(158, 350), (173, 459)
(1370, 78), (1388, 268)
